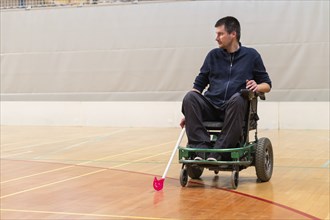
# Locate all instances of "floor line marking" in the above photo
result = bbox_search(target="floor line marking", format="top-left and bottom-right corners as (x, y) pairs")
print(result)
(321, 160), (330, 168)
(79, 140), (176, 165)
(0, 169), (107, 199)
(0, 165), (76, 184)
(110, 150), (172, 169)
(1, 151), (33, 158)
(0, 140), (176, 184)
(1, 137), (94, 152)
(31, 130), (126, 160)
(185, 179), (322, 220)
(1, 140), (33, 147)
(1, 130), (127, 152)
(0, 208), (176, 220)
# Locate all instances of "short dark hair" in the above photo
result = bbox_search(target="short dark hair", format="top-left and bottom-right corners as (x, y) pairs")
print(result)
(215, 16), (241, 42)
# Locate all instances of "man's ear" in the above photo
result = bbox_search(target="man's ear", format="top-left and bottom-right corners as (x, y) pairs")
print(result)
(231, 31), (237, 39)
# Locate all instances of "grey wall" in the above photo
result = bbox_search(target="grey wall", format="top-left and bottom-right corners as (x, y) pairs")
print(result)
(1, 0), (329, 101)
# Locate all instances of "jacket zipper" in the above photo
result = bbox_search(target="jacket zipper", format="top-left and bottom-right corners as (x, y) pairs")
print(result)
(223, 53), (234, 101)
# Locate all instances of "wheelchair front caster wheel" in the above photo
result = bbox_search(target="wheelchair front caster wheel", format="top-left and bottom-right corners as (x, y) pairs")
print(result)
(180, 167), (188, 187)
(187, 165), (204, 179)
(231, 170), (239, 189)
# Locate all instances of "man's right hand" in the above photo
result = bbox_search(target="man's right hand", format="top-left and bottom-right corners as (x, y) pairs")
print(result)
(191, 88), (201, 94)
(180, 117), (185, 128)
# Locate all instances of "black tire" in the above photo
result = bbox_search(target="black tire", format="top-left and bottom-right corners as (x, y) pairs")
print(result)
(187, 165), (204, 179)
(180, 168), (188, 187)
(231, 170), (239, 189)
(255, 137), (273, 182)
(214, 170), (219, 175)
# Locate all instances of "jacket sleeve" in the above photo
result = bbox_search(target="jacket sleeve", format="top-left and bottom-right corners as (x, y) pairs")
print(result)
(253, 53), (272, 88)
(193, 54), (210, 92)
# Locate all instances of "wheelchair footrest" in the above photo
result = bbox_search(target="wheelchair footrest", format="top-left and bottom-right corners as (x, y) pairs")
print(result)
(179, 159), (252, 166)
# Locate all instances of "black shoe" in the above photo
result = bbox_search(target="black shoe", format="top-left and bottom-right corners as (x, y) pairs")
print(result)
(222, 152), (232, 161)
(194, 156), (203, 161)
(189, 153), (204, 160)
(207, 153), (221, 161)
(188, 143), (211, 160)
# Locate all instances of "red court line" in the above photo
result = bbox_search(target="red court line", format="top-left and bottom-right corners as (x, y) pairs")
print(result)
(111, 168), (321, 220)
(226, 189), (320, 220)
(93, 166), (322, 220)
(1, 158), (321, 220)
(189, 180), (320, 220)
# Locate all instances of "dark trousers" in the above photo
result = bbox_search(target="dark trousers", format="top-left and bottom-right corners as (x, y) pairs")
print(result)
(182, 91), (248, 151)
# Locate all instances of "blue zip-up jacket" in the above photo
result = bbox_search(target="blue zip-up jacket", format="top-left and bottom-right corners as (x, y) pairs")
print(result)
(193, 44), (272, 108)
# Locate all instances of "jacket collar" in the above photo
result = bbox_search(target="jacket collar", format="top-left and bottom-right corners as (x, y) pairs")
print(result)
(220, 42), (242, 55)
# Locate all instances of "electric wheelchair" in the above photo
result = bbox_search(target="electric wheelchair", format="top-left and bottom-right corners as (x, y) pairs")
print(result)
(178, 89), (274, 189)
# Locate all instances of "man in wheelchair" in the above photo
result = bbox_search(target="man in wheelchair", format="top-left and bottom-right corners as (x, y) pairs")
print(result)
(180, 16), (272, 161)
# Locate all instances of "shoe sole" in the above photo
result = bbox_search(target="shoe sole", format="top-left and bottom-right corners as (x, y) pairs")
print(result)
(207, 158), (217, 161)
(194, 157), (203, 161)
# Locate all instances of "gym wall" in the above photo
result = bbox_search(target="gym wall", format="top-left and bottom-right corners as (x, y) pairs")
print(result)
(1, 0), (329, 129)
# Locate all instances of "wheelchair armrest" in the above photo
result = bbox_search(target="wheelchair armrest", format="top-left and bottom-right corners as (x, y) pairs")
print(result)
(240, 89), (266, 100)
(257, 92), (266, 100)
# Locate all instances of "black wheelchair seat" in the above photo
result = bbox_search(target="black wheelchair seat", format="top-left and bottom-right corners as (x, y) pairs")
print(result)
(203, 121), (224, 130)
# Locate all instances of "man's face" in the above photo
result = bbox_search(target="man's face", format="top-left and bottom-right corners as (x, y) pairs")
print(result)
(215, 25), (236, 49)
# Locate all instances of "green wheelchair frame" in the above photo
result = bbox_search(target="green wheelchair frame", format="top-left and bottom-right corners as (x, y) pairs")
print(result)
(178, 89), (274, 189)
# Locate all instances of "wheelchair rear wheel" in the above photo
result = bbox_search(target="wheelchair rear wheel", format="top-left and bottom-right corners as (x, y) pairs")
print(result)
(255, 137), (273, 182)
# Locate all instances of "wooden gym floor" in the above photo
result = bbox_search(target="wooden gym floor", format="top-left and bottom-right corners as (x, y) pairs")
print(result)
(0, 126), (329, 219)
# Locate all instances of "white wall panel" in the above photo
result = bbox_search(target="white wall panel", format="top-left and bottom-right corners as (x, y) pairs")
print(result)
(1, 1), (329, 128)
(1, 1), (329, 102)
(279, 102), (330, 130)
(1, 101), (329, 130)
